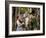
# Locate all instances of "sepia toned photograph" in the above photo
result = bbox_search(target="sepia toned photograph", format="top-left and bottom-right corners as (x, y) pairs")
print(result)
(12, 7), (40, 31)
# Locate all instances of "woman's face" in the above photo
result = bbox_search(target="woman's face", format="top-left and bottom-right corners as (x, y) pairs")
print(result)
(19, 16), (22, 21)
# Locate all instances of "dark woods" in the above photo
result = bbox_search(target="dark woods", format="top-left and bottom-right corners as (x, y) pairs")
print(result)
(12, 7), (40, 31)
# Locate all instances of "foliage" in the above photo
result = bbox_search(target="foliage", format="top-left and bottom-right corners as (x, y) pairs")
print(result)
(20, 7), (28, 14)
(31, 18), (37, 29)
